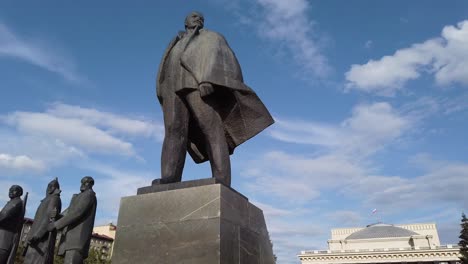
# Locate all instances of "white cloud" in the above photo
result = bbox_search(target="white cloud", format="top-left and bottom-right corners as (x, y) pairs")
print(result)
(46, 103), (164, 140)
(243, 150), (468, 244)
(344, 161), (468, 212)
(266, 216), (326, 264)
(243, 151), (366, 204)
(269, 102), (409, 158)
(345, 20), (468, 95)
(0, 23), (82, 82)
(0, 103), (163, 172)
(4, 112), (135, 156)
(258, 0), (331, 77)
(220, 0), (330, 78)
(0, 153), (45, 172)
(242, 98), (466, 262)
(0, 132), (85, 172)
(269, 117), (341, 147)
(252, 200), (293, 217)
(340, 102), (409, 156)
(246, 150), (468, 214)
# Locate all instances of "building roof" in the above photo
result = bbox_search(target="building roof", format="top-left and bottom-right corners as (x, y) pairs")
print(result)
(91, 233), (114, 241)
(345, 223), (419, 240)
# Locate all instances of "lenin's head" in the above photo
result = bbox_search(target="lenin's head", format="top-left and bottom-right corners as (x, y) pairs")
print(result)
(185, 11), (204, 30)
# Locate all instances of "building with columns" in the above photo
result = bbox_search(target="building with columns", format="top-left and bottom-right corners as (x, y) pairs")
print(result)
(299, 222), (461, 264)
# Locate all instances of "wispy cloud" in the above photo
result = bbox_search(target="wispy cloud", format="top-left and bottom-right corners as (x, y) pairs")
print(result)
(266, 215), (326, 264)
(217, 0), (331, 79)
(46, 103), (164, 140)
(269, 117), (341, 147)
(4, 112), (135, 156)
(0, 153), (45, 172)
(243, 150), (467, 262)
(243, 99), (466, 262)
(243, 151), (365, 204)
(256, 0), (330, 78)
(0, 103), (163, 172)
(345, 20), (468, 95)
(270, 102), (410, 158)
(0, 22), (82, 82)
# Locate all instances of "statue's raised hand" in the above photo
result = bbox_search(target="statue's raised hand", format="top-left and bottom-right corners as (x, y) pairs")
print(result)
(199, 83), (214, 97)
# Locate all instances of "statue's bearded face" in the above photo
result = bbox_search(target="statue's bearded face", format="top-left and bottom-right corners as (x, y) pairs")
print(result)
(80, 176), (94, 192)
(185, 12), (204, 30)
(47, 181), (58, 195)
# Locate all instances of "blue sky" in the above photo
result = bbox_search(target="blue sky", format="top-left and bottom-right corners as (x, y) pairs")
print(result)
(1, 1), (468, 263)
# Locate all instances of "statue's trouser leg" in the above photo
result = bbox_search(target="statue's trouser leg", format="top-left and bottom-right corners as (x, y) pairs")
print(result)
(161, 91), (190, 182)
(0, 249), (9, 264)
(185, 90), (231, 186)
(64, 250), (83, 264)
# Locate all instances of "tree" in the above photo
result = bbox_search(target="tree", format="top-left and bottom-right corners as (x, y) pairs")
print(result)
(14, 245), (24, 263)
(459, 213), (468, 264)
(85, 248), (111, 264)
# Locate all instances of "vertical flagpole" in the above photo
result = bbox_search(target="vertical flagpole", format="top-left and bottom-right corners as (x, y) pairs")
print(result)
(371, 209), (382, 224)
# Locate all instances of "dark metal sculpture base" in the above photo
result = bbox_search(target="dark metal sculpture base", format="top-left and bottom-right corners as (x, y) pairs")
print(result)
(112, 179), (275, 264)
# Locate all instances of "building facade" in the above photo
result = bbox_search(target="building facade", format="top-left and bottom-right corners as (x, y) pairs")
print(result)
(91, 223), (117, 259)
(299, 222), (461, 264)
(89, 232), (114, 260)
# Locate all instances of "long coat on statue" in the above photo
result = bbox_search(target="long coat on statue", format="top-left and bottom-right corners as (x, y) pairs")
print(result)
(0, 197), (23, 253)
(24, 191), (61, 264)
(157, 29), (274, 163)
(55, 189), (96, 258)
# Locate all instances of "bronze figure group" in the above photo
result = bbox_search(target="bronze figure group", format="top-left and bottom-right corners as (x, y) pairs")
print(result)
(0, 177), (97, 264)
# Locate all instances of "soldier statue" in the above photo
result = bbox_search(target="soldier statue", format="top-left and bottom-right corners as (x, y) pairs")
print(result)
(48, 176), (97, 264)
(0, 185), (24, 264)
(24, 178), (62, 264)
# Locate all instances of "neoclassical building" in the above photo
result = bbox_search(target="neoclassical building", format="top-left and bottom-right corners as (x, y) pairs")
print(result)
(299, 222), (461, 264)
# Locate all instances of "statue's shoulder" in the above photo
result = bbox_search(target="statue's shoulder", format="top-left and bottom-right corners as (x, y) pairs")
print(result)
(12, 197), (23, 207)
(50, 193), (61, 202)
(82, 189), (96, 198)
(86, 189), (97, 202)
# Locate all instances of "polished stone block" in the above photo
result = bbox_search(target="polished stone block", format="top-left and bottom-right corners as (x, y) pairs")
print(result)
(112, 180), (275, 264)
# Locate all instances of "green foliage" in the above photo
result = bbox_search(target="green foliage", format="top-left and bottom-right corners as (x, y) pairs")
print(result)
(15, 244), (111, 264)
(14, 245), (24, 263)
(85, 248), (111, 264)
(459, 213), (468, 264)
(54, 254), (64, 264)
(53, 244), (64, 264)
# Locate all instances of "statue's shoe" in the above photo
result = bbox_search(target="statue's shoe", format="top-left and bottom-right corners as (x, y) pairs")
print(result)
(151, 177), (178, 185)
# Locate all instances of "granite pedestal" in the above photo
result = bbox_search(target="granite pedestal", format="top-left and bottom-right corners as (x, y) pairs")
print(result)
(112, 179), (275, 264)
